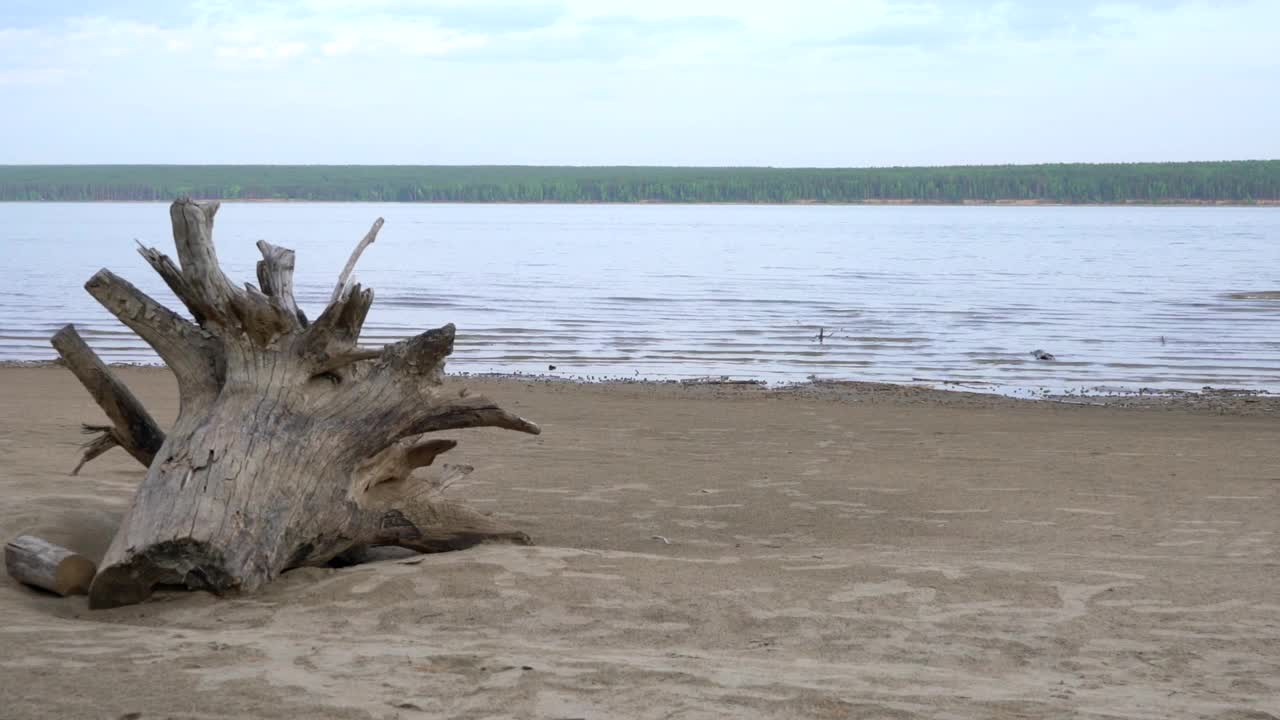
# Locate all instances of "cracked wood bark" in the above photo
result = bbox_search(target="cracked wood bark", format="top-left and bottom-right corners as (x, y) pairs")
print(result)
(73, 199), (540, 609)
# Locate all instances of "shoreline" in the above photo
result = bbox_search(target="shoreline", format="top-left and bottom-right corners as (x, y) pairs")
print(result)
(9, 359), (1276, 415)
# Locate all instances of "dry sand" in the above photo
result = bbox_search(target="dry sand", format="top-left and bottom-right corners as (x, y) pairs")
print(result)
(1, 366), (1277, 719)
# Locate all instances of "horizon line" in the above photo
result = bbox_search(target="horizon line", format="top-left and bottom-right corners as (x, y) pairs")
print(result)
(2, 159), (1277, 171)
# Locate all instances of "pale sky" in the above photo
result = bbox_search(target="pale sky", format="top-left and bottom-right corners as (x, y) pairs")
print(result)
(1, 0), (1277, 166)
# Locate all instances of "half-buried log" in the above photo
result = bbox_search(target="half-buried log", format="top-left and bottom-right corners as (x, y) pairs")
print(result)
(5, 535), (97, 596)
(58, 199), (540, 609)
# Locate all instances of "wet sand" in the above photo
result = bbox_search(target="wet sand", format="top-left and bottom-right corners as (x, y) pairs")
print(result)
(1, 366), (1277, 719)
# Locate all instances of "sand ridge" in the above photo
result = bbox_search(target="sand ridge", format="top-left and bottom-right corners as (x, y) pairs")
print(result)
(1, 367), (1277, 719)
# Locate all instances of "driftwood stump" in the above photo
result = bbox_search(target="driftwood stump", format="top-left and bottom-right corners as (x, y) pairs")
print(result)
(56, 199), (540, 609)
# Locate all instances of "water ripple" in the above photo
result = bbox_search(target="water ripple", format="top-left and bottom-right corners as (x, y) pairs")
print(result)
(1, 202), (1277, 394)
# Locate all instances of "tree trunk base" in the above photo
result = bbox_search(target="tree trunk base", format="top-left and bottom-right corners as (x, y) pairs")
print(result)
(86, 478), (531, 609)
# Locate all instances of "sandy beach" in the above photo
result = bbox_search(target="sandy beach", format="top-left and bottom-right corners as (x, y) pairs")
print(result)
(1, 365), (1277, 719)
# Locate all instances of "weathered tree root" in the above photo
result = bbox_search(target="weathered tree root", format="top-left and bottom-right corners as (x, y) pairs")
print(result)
(51, 325), (164, 474)
(56, 199), (540, 609)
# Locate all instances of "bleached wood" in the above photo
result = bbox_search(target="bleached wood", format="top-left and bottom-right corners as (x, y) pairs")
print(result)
(83, 269), (221, 407)
(331, 218), (384, 304)
(51, 325), (165, 473)
(255, 239), (305, 328)
(70, 200), (538, 610)
(5, 535), (97, 596)
(313, 347), (383, 376)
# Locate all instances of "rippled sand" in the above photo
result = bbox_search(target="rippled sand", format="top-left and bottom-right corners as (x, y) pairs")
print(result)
(1, 366), (1278, 719)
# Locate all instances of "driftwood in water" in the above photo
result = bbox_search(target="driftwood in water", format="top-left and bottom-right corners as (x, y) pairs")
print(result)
(5, 535), (97, 596)
(59, 199), (540, 609)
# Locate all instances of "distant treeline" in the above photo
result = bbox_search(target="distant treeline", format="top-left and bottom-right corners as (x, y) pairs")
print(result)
(1, 162), (1277, 204)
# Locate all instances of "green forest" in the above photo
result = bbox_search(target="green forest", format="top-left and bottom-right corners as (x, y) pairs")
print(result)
(1, 162), (1276, 204)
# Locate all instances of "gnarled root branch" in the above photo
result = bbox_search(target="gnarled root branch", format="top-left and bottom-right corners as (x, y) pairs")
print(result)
(51, 325), (164, 473)
(348, 440), (530, 556)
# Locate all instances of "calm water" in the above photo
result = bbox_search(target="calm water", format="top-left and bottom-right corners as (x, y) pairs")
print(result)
(1, 202), (1277, 395)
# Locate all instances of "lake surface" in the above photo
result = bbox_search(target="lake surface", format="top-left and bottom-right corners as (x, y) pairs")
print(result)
(1, 202), (1277, 395)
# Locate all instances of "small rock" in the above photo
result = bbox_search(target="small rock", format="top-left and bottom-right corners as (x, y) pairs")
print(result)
(1031, 349), (1056, 361)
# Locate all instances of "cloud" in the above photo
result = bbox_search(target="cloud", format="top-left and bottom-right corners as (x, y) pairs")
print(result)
(215, 42), (308, 60)
(0, 0), (194, 28)
(0, 0), (1275, 164)
(430, 12), (743, 64)
(0, 66), (65, 85)
(0, 2), (742, 69)
(810, 1), (1134, 51)
(581, 14), (743, 34)
(404, 2), (566, 32)
(826, 24), (957, 50)
(321, 36), (358, 56)
(302, 20), (492, 60)
(297, 0), (566, 32)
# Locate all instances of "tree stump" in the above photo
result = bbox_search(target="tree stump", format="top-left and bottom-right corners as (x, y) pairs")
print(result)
(5, 535), (97, 596)
(59, 199), (540, 609)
